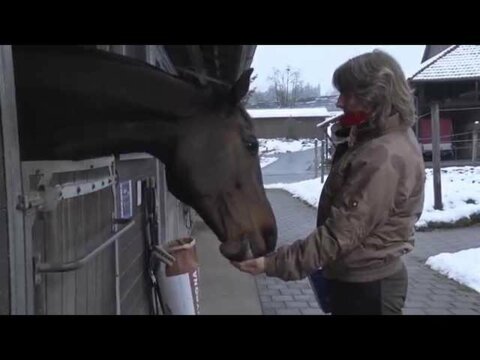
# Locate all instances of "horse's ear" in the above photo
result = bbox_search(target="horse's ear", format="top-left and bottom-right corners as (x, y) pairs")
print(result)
(230, 68), (254, 104)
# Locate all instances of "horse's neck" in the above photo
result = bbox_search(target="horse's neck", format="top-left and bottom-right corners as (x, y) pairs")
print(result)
(51, 116), (182, 163)
(14, 46), (209, 118)
(103, 117), (180, 163)
(14, 46), (212, 162)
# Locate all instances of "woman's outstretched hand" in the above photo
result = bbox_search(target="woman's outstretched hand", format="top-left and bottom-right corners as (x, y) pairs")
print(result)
(231, 257), (266, 275)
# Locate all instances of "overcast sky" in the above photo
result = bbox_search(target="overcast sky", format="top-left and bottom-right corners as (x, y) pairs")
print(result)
(250, 45), (426, 95)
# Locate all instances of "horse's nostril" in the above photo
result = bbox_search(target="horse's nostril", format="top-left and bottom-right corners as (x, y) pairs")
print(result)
(224, 252), (247, 262)
(219, 238), (249, 262)
(263, 227), (277, 253)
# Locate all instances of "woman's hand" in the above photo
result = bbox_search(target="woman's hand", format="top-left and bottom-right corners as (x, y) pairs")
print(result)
(231, 257), (266, 275)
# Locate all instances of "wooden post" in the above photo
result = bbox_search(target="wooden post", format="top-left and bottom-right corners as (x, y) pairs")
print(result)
(431, 101), (443, 210)
(321, 138), (326, 183)
(0, 45), (29, 314)
(314, 139), (318, 178)
(473, 121), (479, 162)
(414, 95), (420, 137)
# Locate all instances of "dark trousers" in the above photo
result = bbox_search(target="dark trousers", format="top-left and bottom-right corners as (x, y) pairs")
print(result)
(328, 263), (408, 315)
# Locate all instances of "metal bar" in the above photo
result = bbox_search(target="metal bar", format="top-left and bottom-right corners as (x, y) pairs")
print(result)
(114, 237), (121, 315)
(431, 102), (443, 210)
(22, 156), (114, 179)
(421, 129), (474, 137)
(59, 176), (114, 200)
(109, 158), (121, 315)
(22, 156), (115, 196)
(472, 132), (478, 162)
(418, 106), (480, 120)
(118, 153), (154, 161)
(36, 221), (135, 274)
(156, 160), (167, 244)
(314, 139), (318, 178)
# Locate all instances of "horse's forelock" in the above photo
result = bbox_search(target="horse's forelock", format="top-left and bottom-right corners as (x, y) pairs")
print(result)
(239, 107), (254, 131)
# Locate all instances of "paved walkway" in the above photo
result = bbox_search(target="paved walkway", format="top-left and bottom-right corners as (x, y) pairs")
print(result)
(195, 220), (263, 315)
(262, 149), (319, 185)
(256, 189), (480, 315)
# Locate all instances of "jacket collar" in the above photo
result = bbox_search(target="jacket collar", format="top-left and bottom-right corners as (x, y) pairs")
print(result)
(349, 113), (408, 147)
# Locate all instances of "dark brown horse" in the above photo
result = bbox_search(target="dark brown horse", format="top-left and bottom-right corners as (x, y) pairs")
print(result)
(12, 46), (277, 261)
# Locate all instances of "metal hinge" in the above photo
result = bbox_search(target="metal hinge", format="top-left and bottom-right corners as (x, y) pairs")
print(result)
(16, 193), (44, 212)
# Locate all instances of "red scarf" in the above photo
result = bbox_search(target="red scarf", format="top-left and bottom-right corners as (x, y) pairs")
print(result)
(338, 111), (370, 127)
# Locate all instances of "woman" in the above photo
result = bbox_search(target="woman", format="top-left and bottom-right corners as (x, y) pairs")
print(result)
(233, 50), (426, 315)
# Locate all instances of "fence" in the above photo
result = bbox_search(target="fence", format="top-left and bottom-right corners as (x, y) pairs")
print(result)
(418, 129), (479, 163)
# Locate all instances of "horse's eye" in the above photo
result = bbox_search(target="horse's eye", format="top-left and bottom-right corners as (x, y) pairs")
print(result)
(245, 138), (259, 155)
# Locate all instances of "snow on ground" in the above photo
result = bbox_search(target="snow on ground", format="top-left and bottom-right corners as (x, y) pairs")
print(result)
(259, 138), (320, 168)
(426, 248), (480, 293)
(265, 166), (480, 228)
(259, 138), (317, 156)
(260, 157), (279, 168)
(265, 177), (324, 206)
(417, 167), (480, 227)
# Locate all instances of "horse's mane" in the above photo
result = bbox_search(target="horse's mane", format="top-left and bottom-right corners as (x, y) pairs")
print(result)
(12, 46), (231, 122)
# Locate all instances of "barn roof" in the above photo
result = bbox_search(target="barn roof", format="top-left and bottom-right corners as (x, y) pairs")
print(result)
(163, 45), (256, 86)
(410, 45), (480, 82)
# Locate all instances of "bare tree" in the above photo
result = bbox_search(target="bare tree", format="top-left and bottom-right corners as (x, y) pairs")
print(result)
(325, 88), (340, 96)
(267, 66), (304, 107)
(246, 66), (322, 108)
(297, 83), (321, 101)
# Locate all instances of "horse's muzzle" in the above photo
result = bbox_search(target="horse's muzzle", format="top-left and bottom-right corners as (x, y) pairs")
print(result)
(219, 229), (276, 262)
(219, 238), (250, 262)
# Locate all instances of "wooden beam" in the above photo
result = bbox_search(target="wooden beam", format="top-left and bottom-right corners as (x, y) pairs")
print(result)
(0, 46), (29, 314)
(244, 45), (256, 69)
(96, 45), (111, 52)
(234, 45), (256, 82)
(175, 67), (230, 87)
(186, 45), (207, 85)
(236, 46), (247, 81)
(431, 101), (443, 210)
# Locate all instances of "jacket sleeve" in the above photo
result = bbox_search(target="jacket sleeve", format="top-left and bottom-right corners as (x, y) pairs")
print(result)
(265, 145), (399, 281)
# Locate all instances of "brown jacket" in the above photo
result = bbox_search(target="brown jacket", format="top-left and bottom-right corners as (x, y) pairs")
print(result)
(265, 114), (425, 282)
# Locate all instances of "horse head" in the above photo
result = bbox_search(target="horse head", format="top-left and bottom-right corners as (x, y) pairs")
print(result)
(11, 45), (277, 263)
(159, 69), (277, 261)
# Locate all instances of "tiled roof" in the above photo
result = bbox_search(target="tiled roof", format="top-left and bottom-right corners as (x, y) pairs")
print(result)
(410, 45), (480, 82)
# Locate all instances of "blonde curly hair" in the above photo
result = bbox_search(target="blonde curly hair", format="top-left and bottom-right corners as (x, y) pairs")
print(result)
(332, 49), (416, 130)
